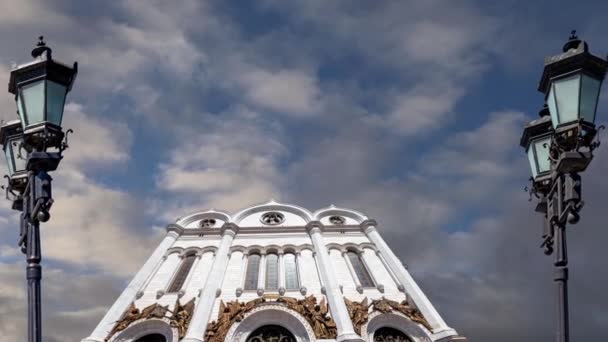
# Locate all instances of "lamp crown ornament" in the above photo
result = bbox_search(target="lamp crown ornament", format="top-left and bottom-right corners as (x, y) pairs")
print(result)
(31, 36), (52, 60)
(562, 30), (587, 53)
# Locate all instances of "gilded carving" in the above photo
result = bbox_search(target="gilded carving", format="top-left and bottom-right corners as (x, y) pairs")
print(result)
(105, 303), (141, 341)
(371, 298), (433, 332)
(344, 297), (369, 335)
(205, 295), (338, 341)
(205, 298), (267, 342)
(169, 298), (196, 338)
(106, 300), (195, 341)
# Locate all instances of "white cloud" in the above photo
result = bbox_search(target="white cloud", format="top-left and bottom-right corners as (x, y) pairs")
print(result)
(156, 111), (287, 214)
(384, 82), (465, 136)
(238, 69), (321, 116)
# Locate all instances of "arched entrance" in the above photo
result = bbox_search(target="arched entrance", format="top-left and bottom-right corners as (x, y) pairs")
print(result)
(373, 327), (412, 342)
(135, 333), (167, 342)
(246, 325), (296, 342)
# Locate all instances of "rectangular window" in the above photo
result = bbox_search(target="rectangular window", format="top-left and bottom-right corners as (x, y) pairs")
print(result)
(265, 254), (279, 290)
(167, 254), (196, 293)
(284, 253), (299, 290)
(347, 251), (375, 288)
(244, 254), (261, 290)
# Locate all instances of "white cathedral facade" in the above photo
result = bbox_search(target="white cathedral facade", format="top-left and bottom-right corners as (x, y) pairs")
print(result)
(82, 201), (465, 342)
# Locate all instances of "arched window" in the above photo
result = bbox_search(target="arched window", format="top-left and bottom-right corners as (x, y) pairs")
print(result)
(283, 253), (299, 290)
(373, 327), (412, 342)
(346, 251), (375, 288)
(244, 254), (261, 290)
(167, 253), (196, 293)
(246, 325), (296, 342)
(265, 253), (279, 290)
(135, 333), (167, 342)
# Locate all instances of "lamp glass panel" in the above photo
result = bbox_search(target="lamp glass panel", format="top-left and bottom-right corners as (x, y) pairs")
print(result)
(46, 81), (67, 126)
(527, 146), (538, 178)
(580, 74), (601, 124)
(17, 95), (27, 127)
(554, 74), (581, 126)
(533, 137), (551, 175)
(547, 86), (559, 128)
(3, 145), (14, 176)
(20, 81), (45, 126)
(11, 139), (26, 174)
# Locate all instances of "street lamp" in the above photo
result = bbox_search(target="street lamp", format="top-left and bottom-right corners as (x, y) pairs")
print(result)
(0, 36), (77, 342)
(521, 31), (608, 342)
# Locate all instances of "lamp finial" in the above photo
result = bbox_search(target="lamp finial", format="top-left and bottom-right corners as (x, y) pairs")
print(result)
(31, 35), (52, 60)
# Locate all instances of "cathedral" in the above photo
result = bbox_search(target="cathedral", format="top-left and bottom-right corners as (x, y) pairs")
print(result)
(82, 200), (465, 342)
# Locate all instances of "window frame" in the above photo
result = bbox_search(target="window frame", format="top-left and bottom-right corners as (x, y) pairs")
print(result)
(345, 249), (376, 289)
(166, 253), (197, 293)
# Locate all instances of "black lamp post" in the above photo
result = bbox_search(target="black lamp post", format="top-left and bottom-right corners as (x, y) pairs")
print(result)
(521, 31), (608, 342)
(0, 36), (77, 342)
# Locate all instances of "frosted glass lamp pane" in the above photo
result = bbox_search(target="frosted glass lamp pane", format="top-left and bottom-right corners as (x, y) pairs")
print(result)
(527, 147), (538, 178)
(17, 96), (27, 127)
(284, 253), (299, 290)
(547, 87), (559, 129)
(244, 254), (260, 290)
(533, 137), (551, 175)
(4, 146), (14, 176)
(554, 74), (581, 125)
(21, 81), (45, 126)
(580, 75), (601, 123)
(11, 139), (26, 174)
(265, 254), (279, 290)
(46, 81), (67, 126)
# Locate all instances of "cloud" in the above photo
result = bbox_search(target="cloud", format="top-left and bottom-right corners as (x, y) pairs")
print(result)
(238, 68), (321, 116)
(155, 107), (287, 215)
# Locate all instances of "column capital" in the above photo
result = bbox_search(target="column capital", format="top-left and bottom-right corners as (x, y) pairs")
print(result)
(305, 220), (324, 233)
(360, 219), (378, 233)
(166, 223), (185, 236)
(220, 222), (239, 236)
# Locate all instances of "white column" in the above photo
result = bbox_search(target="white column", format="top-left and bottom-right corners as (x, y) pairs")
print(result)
(258, 253), (266, 295)
(306, 221), (363, 342)
(278, 252), (286, 294)
(375, 250), (404, 291)
(182, 224), (238, 342)
(82, 226), (182, 342)
(361, 219), (455, 336)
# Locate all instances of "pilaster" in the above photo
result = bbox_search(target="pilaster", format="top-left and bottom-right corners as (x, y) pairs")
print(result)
(182, 223), (238, 342)
(306, 221), (364, 342)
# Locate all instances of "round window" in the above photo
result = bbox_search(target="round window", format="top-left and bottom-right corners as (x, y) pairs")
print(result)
(260, 212), (285, 225)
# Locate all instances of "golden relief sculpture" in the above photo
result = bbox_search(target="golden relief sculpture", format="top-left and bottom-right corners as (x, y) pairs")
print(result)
(105, 299), (195, 341)
(344, 297), (369, 335)
(204, 295), (338, 342)
(277, 295), (337, 339)
(170, 298), (196, 339)
(370, 298), (433, 332)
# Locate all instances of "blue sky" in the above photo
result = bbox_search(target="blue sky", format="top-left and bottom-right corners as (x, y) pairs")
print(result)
(1, 0), (608, 341)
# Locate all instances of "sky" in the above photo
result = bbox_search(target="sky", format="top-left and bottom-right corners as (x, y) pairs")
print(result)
(0, 0), (607, 341)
